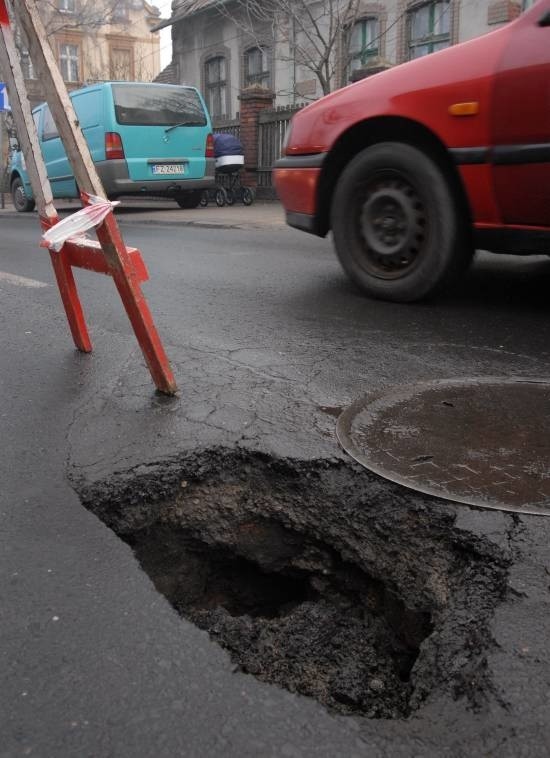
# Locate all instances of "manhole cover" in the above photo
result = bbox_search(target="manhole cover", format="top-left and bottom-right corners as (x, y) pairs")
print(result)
(336, 378), (550, 516)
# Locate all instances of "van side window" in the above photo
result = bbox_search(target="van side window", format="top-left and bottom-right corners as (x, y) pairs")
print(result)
(42, 107), (59, 141)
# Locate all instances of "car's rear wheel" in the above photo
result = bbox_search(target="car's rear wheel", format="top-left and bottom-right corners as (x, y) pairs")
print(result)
(11, 176), (35, 213)
(175, 190), (202, 209)
(331, 142), (472, 302)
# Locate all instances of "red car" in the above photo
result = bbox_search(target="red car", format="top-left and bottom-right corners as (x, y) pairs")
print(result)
(274, 0), (550, 302)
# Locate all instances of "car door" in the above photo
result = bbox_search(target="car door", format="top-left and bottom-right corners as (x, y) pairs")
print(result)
(491, 0), (550, 226)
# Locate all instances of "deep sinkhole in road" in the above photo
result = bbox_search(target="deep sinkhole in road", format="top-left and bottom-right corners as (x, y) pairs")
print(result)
(78, 449), (511, 719)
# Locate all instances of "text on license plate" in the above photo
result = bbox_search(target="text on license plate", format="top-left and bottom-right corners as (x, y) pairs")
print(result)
(152, 164), (186, 175)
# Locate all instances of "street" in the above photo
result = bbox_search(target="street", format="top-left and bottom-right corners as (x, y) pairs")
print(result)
(2, 205), (550, 756)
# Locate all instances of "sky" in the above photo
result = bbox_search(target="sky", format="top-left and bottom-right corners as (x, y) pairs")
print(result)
(155, 0), (173, 69)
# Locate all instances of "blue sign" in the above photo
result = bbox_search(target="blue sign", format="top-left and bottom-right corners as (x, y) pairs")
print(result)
(0, 83), (9, 111)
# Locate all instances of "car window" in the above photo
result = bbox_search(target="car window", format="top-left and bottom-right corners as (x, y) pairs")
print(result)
(112, 84), (207, 127)
(32, 109), (40, 135)
(42, 106), (59, 141)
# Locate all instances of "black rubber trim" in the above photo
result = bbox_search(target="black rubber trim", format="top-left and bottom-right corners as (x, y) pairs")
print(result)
(492, 144), (550, 166)
(449, 147), (489, 165)
(274, 153), (327, 169)
(286, 211), (321, 236)
(451, 144), (550, 166)
(475, 228), (550, 255)
(50, 174), (75, 183)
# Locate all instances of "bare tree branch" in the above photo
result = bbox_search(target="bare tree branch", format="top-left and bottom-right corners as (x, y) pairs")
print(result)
(213, 0), (362, 97)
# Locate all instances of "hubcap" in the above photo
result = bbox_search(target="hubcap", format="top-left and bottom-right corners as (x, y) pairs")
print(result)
(357, 176), (427, 279)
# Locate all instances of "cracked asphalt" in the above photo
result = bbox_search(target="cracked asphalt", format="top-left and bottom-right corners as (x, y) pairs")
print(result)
(1, 207), (550, 756)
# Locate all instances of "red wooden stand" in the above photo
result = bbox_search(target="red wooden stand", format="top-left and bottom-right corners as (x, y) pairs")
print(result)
(0, 0), (177, 394)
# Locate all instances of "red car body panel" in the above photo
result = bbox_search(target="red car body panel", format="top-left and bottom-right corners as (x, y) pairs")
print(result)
(274, 167), (321, 216)
(274, 0), (550, 240)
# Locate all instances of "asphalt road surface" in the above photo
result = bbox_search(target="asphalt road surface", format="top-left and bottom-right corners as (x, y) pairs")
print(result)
(2, 211), (550, 757)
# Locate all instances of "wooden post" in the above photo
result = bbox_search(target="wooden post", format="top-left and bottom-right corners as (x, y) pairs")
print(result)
(0, 2), (57, 223)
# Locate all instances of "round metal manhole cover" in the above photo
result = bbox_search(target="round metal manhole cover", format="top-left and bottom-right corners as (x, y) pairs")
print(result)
(336, 378), (550, 516)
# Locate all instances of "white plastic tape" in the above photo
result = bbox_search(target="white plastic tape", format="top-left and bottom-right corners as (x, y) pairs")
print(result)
(41, 194), (120, 252)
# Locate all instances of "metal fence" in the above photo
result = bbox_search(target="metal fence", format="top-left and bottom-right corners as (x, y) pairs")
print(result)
(257, 105), (303, 189)
(212, 105), (304, 192)
(212, 117), (240, 139)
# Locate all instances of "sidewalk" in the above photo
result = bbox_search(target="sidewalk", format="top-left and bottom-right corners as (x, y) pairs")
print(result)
(0, 194), (289, 231)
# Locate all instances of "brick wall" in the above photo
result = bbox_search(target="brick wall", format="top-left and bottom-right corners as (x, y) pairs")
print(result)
(487, 0), (521, 24)
(238, 86), (275, 188)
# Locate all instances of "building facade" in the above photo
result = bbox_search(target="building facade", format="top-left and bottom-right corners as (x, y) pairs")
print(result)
(155, 0), (528, 120)
(11, 0), (163, 108)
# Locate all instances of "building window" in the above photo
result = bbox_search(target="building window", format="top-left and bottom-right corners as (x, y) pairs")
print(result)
(408, 1), (451, 60)
(111, 48), (133, 80)
(15, 31), (35, 79)
(244, 47), (270, 88)
(58, 0), (76, 12)
(59, 43), (79, 82)
(348, 17), (379, 76)
(113, 3), (129, 22)
(20, 48), (35, 79)
(205, 56), (227, 118)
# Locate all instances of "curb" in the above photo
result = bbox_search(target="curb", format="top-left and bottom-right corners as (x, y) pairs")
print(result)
(0, 209), (288, 232)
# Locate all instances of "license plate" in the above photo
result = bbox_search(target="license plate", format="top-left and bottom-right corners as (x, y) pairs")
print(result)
(152, 164), (186, 175)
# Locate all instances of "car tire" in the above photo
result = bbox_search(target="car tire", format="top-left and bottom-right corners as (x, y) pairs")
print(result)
(175, 190), (202, 209)
(11, 176), (35, 213)
(331, 142), (472, 302)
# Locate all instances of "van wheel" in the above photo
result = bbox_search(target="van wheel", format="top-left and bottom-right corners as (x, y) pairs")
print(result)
(331, 142), (472, 302)
(11, 176), (35, 213)
(175, 191), (202, 209)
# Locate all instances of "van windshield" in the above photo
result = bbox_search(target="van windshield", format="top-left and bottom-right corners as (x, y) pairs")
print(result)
(112, 84), (207, 127)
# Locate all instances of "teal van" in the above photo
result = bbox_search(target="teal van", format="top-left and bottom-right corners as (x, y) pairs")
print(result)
(9, 81), (216, 212)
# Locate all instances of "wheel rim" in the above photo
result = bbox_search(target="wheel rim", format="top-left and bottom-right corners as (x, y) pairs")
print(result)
(355, 172), (428, 280)
(14, 183), (27, 210)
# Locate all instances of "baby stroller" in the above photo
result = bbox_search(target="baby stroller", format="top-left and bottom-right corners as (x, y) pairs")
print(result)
(200, 132), (255, 207)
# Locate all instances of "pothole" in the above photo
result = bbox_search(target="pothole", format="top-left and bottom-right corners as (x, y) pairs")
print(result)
(78, 450), (512, 719)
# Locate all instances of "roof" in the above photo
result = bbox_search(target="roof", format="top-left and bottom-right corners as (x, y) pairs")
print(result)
(150, 0), (225, 31)
(153, 61), (180, 84)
